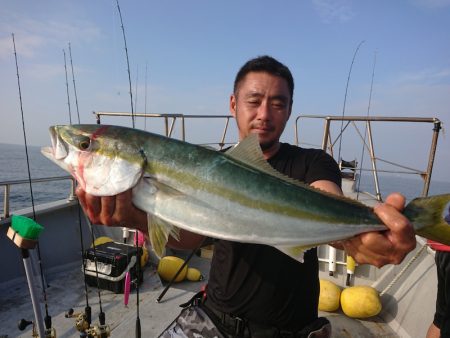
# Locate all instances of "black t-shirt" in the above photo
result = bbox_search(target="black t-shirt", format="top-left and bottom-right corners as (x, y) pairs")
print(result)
(206, 143), (341, 331)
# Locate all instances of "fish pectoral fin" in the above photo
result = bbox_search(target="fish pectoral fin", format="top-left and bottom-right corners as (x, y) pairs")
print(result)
(275, 244), (318, 263)
(147, 213), (180, 258)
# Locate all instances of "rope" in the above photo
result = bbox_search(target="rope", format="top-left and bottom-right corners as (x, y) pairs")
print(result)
(380, 244), (428, 296)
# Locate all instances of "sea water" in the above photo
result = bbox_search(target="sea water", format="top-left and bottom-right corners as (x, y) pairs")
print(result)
(1, 142), (450, 215)
(0, 143), (70, 214)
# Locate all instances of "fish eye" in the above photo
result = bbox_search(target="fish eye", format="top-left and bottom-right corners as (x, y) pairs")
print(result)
(79, 139), (91, 150)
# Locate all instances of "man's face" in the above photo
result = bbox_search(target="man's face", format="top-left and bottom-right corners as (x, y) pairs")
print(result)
(230, 71), (292, 152)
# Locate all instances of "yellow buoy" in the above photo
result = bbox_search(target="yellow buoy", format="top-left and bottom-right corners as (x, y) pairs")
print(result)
(318, 279), (341, 312)
(157, 256), (188, 282)
(340, 285), (382, 318)
(186, 267), (203, 281)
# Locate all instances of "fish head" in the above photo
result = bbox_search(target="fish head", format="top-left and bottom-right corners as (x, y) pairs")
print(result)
(41, 124), (146, 196)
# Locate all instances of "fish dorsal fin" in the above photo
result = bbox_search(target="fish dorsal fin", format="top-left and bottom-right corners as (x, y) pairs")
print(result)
(225, 134), (307, 187)
(225, 134), (374, 209)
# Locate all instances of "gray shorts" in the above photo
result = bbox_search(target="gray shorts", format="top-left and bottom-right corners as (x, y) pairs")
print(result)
(158, 302), (331, 338)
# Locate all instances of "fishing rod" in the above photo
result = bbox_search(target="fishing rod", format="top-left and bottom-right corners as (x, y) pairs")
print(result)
(116, 0), (135, 128)
(63, 49), (73, 125)
(115, 1), (142, 336)
(344, 51), (377, 285)
(356, 50), (377, 202)
(336, 40), (365, 164)
(68, 42), (81, 124)
(63, 41), (109, 337)
(134, 64), (139, 124)
(144, 63), (148, 131)
(329, 40), (365, 278)
(11, 32), (55, 338)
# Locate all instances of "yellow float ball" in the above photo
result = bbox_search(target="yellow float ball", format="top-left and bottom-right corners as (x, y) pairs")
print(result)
(340, 286), (382, 318)
(157, 256), (188, 282)
(186, 268), (203, 281)
(318, 279), (341, 312)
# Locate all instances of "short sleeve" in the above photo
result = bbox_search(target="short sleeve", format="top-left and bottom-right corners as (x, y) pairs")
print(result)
(303, 150), (341, 188)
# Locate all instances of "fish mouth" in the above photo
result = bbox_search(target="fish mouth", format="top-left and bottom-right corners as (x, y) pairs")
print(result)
(41, 126), (68, 161)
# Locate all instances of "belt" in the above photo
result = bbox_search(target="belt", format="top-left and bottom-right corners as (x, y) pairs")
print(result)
(184, 292), (331, 338)
(201, 298), (248, 336)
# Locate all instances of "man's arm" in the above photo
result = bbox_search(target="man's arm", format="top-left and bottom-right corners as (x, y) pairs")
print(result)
(76, 187), (206, 250)
(310, 180), (416, 268)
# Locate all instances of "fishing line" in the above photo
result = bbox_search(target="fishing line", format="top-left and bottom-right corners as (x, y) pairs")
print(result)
(63, 49), (73, 125)
(337, 40), (365, 164)
(356, 50), (377, 200)
(12, 32), (53, 335)
(116, 0), (135, 128)
(135, 64), (139, 117)
(69, 42), (81, 124)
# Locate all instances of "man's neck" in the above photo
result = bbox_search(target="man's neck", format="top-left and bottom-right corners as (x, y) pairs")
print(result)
(261, 141), (281, 160)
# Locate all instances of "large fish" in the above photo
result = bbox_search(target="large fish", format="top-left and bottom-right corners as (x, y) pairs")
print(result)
(42, 124), (450, 261)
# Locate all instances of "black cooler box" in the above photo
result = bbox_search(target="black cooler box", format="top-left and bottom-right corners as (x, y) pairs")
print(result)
(83, 241), (143, 294)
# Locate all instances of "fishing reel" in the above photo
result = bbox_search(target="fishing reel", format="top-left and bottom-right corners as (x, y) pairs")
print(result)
(65, 308), (90, 332)
(85, 323), (111, 337)
(18, 318), (56, 338)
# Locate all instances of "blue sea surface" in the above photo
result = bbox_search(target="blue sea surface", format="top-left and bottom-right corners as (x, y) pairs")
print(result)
(0, 143), (71, 214)
(1, 143), (449, 214)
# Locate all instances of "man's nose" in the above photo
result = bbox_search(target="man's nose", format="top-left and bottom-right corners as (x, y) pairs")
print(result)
(256, 100), (270, 120)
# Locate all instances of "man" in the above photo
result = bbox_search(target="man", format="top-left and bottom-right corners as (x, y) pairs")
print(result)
(77, 56), (416, 337)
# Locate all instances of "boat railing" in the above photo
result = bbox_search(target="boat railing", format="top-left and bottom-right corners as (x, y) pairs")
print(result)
(294, 115), (441, 199)
(0, 175), (76, 219)
(93, 111), (237, 149)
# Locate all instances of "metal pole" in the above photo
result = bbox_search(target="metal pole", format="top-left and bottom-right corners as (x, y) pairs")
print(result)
(4, 185), (10, 218)
(366, 121), (382, 201)
(22, 249), (45, 337)
(422, 120), (441, 197)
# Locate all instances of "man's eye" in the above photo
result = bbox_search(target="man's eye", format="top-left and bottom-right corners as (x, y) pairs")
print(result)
(272, 100), (287, 109)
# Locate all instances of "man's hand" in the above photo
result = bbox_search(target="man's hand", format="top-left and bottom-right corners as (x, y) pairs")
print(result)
(76, 186), (206, 249)
(76, 186), (147, 233)
(341, 193), (416, 268)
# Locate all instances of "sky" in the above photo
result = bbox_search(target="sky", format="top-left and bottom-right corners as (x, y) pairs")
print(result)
(0, 0), (449, 183)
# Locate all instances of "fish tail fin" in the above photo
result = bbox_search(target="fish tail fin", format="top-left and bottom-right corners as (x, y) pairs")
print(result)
(405, 194), (450, 245)
(147, 214), (180, 258)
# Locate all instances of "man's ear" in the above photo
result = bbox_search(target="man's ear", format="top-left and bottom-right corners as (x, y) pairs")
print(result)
(230, 94), (237, 117)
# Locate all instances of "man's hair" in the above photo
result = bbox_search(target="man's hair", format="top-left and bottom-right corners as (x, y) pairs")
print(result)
(233, 55), (294, 102)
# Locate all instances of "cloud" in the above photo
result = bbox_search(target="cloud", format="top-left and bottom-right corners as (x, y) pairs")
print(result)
(0, 11), (101, 60)
(393, 67), (450, 86)
(312, 0), (355, 23)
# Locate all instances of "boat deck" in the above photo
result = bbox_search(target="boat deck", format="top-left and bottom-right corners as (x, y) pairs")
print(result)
(1, 248), (401, 338)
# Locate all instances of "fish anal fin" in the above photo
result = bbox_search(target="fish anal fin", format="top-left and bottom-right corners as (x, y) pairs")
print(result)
(275, 244), (318, 263)
(147, 213), (180, 258)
